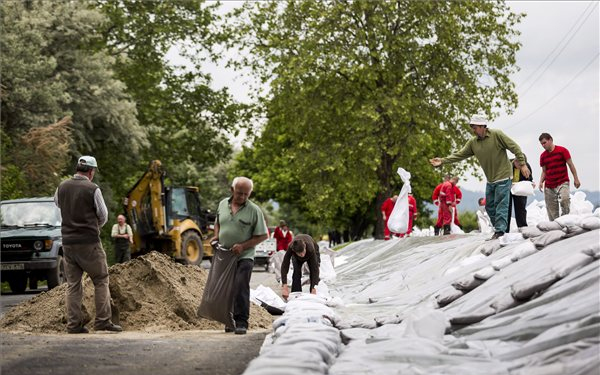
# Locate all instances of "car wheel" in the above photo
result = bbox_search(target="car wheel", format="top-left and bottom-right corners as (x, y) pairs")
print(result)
(47, 255), (65, 289)
(8, 275), (27, 294)
(181, 231), (204, 266)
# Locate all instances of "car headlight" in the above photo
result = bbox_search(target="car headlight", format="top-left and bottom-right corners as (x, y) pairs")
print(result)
(33, 240), (44, 251)
(45, 240), (53, 250)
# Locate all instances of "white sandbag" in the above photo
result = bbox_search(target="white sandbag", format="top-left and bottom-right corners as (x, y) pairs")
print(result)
(492, 256), (514, 271)
(452, 275), (486, 291)
(435, 286), (465, 307)
(449, 306), (495, 325)
(477, 209), (494, 234)
(474, 266), (496, 280)
(491, 292), (520, 313)
(563, 225), (588, 238)
(402, 309), (449, 342)
(511, 181), (534, 196)
(537, 221), (563, 232)
(478, 241), (502, 256)
(511, 273), (559, 301)
(510, 240), (537, 261)
(551, 253), (596, 279)
(581, 216), (600, 230)
(251, 284), (287, 309)
(554, 214), (582, 227)
(450, 208), (464, 234)
(519, 226), (544, 239)
(532, 229), (567, 249)
(499, 232), (525, 246)
(387, 167), (411, 233)
(319, 253), (336, 282)
(580, 241), (600, 259)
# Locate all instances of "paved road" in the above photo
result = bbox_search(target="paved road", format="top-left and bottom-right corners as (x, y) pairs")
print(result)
(1, 264), (281, 375)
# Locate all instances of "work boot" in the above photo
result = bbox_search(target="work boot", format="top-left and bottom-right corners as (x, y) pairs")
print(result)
(434, 227), (440, 236)
(234, 327), (247, 335)
(488, 232), (504, 241)
(67, 325), (89, 334)
(95, 323), (122, 332)
(443, 225), (451, 235)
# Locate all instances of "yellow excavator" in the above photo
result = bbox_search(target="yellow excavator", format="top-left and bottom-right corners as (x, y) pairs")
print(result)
(123, 160), (214, 265)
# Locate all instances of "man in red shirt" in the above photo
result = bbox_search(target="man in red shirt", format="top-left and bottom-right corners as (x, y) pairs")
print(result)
(439, 178), (456, 235)
(381, 195), (398, 240)
(431, 174), (450, 235)
(273, 220), (293, 251)
(538, 133), (581, 221)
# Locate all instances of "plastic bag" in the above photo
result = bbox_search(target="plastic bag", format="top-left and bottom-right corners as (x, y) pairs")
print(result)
(387, 168), (411, 233)
(450, 208), (464, 234)
(511, 181), (534, 196)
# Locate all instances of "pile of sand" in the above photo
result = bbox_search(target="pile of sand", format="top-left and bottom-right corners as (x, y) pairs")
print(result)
(0, 252), (274, 333)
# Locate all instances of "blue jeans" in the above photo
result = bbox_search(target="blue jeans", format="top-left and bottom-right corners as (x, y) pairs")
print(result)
(233, 258), (254, 329)
(485, 179), (511, 233)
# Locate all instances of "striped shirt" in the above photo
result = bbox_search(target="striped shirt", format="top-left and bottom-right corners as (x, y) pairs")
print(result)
(540, 145), (571, 189)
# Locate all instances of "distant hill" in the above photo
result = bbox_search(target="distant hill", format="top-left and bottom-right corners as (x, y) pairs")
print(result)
(424, 188), (599, 217)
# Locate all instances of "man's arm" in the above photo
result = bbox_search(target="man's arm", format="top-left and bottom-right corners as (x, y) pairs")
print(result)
(539, 166), (546, 192)
(94, 189), (108, 227)
(280, 250), (293, 300)
(231, 233), (269, 255)
(430, 141), (474, 167)
(127, 224), (134, 243)
(566, 159), (581, 188)
(497, 131), (530, 179)
(111, 224), (118, 238)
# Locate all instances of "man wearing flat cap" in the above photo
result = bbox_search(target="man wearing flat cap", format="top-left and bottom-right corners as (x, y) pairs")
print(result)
(429, 114), (530, 240)
(55, 156), (122, 333)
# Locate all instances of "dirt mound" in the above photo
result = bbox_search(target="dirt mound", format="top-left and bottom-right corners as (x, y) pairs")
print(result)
(1, 252), (273, 333)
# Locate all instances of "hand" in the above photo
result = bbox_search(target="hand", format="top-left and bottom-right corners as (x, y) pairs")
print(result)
(310, 288), (317, 295)
(231, 243), (243, 255)
(520, 164), (530, 179)
(282, 285), (289, 301)
(538, 182), (544, 192)
(532, 182), (536, 189)
(574, 178), (581, 189)
(429, 158), (442, 167)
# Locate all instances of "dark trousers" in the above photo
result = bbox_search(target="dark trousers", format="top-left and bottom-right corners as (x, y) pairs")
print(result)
(233, 258), (254, 329)
(507, 194), (528, 232)
(291, 257), (307, 293)
(114, 238), (130, 263)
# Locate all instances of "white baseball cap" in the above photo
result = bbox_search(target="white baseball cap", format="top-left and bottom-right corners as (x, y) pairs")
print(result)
(469, 114), (488, 126)
(78, 155), (98, 169)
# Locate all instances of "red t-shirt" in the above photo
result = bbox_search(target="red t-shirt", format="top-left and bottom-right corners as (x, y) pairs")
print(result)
(540, 145), (571, 188)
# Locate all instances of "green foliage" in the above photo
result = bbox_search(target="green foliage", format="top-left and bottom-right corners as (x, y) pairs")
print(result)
(458, 210), (479, 233)
(231, 0), (522, 239)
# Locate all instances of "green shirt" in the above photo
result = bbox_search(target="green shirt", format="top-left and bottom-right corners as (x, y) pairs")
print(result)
(216, 197), (267, 260)
(442, 128), (525, 182)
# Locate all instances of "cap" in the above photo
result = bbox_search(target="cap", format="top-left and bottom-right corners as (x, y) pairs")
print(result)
(469, 114), (488, 126)
(78, 155), (98, 169)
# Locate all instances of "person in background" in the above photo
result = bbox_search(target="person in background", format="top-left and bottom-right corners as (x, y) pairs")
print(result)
(430, 114), (529, 240)
(111, 214), (133, 263)
(380, 195), (398, 240)
(507, 157), (534, 232)
(538, 133), (581, 221)
(281, 234), (320, 301)
(451, 176), (462, 229)
(431, 175), (451, 235)
(439, 177), (456, 235)
(273, 220), (293, 251)
(211, 177), (268, 335)
(54, 156), (122, 333)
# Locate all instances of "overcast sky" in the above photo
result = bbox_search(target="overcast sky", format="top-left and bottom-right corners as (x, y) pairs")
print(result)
(179, 1), (599, 193)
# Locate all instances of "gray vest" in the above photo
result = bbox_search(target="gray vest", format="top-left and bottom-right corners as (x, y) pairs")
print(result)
(57, 177), (100, 245)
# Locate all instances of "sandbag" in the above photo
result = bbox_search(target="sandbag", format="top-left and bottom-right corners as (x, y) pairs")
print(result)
(555, 214), (582, 227)
(492, 256), (514, 271)
(552, 253), (596, 279)
(450, 208), (464, 234)
(511, 181), (534, 196)
(478, 241), (502, 256)
(510, 240), (537, 261)
(491, 292), (521, 313)
(435, 286), (465, 307)
(499, 232), (525, 246)
(581, 216), (600, 230)
(580, 240), (600, 259)
(532, 229), (567, 249)
(387, 167), (411, 233)
(451, 276), (485, 291)
(473, 266), (496, 280)
(537, 221), (563, 232)
(197, 246), (237, 327)
(511, 273), (559, 301)
(449, 307), (495, 325)
(563, 225), (588, 238)
(519, 226), (544, 239)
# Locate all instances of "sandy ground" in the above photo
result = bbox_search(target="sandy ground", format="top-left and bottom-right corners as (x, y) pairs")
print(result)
(0, 254), (283, 375)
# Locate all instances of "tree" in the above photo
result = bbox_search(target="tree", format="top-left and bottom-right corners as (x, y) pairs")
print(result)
(1, 0), (147, 198)
(231, 1), (522, 238)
